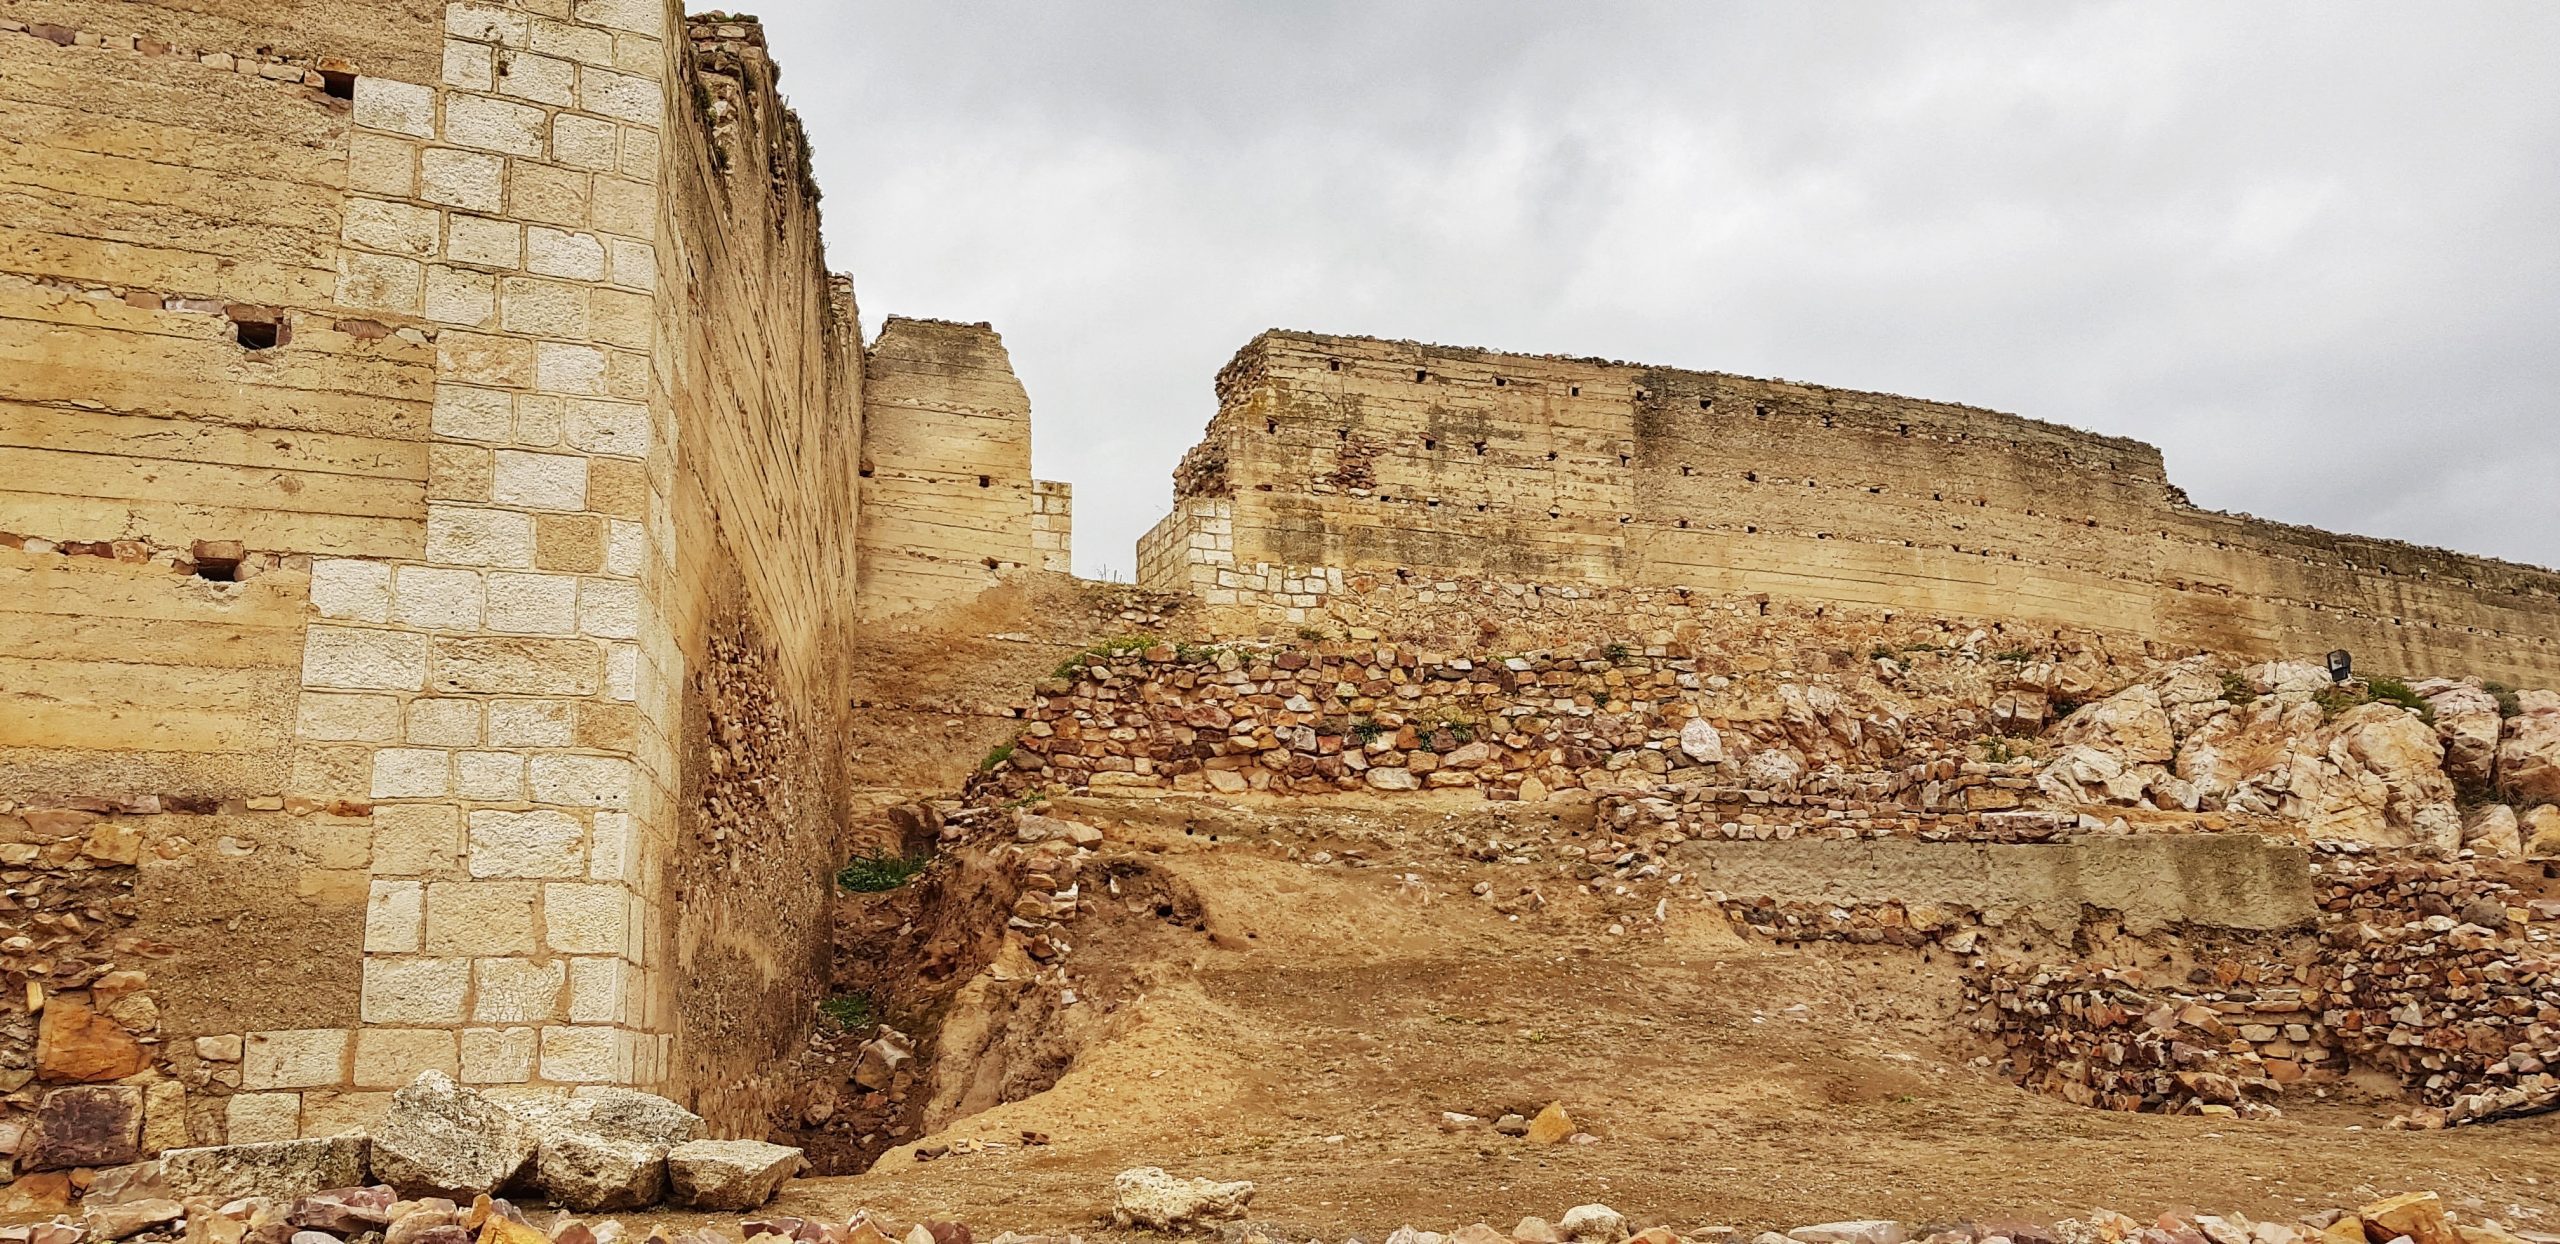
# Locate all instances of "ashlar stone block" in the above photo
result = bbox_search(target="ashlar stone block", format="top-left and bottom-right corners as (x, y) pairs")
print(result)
(361, 956), (469, 1025)
(468, 808), (586, 878)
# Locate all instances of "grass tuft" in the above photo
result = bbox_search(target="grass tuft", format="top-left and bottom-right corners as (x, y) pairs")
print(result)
(838, 848), (932, 893)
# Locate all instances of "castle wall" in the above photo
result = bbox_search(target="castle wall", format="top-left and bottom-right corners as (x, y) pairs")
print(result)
(653, 16), (864, 1135)
(1145, 331), (2560, 686)
(854, 318), (1040, 618)
(0, 0), (880, 1155)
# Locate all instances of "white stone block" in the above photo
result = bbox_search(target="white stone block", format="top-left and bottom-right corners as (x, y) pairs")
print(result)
(455, 750), (526, 801)
(500, 277), (589, 338)
(485, 570), (580, 634)
(447, 215), (523, 270)
(362, 956), (470, 1025)
(552, 115), (618, 171)
(353, 77), (434, 137)
(406, 696), (483, 747)
(442, 38), (495, 89)
(343, 198), (441, 258)
(468, 808), (586, 878)
(535, 342), (607, 395)
(527, 226), (609, 280)
(226, 1093), (302, 1143)
(577, 65), (660, 124)
(605, 643), (638, 701)
(543, 883), (625, 954)
(577, 578), (638, 639)
(445, 93), (547, 157)
(487, 698), (577, 748)
(587, 811), (633, 882)
(574, 0), (663, 37)
(447, 1), (531, 46)
(530, 16), (617, 65)
(566, 956), (622, 1023)
(539, 1025), (615, 1083)
(606, 238), (655, 290)
(371, 747), (451, 799)
(420, 147), (505, 214)
(491, 450), (590, 512)
(338, 250), (423, 313)
(565, 398), (648, 457)
(309, 558), (393, 622)
(528, 754), (631, 809)
(459, 1027), (538, 1084)
(366, 880), (424, 953)
(392, 565), (487, 631)
(604, 519), (645, 577)
(296, 692), (401, 743)
(424, 264), (498, 327)
(496, 51), (576, 106)
(426, 504), (536, 568)
(302, 626), (429, 691)
(472, 957), (565, 1023)
(242, 1029), (349, 1091)
(432, 385), (515, 442)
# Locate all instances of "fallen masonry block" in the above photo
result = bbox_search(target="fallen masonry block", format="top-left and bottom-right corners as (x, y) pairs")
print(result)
(666, 1139), (806, 1210)
(370, 1072), (538, 1200)
(1110, 1166), (1256, 1232)
(537, 1131), (666, 1212)
(159, 1136), (371, 1201)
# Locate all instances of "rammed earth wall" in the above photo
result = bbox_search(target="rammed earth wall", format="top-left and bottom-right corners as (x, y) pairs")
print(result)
(1139, 331), (2560, 687)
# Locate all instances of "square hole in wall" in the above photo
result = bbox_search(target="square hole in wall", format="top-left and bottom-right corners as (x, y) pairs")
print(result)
(233, 318), (285, 350)
(320, 70), (356, 100)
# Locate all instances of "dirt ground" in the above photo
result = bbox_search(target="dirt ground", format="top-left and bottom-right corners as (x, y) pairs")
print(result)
(729, 798), (2560, 1240)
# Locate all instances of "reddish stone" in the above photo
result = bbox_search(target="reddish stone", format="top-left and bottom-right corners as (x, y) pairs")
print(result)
(36, 995), (148, 1082)
(21, 1085), (144, 1171)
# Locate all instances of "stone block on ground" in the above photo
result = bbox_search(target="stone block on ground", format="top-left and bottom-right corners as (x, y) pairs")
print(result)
(537, 1130), (666, 1211)
(665, 1139), (803, 1210)
(21, 1085), (144, 1171)
(1787, 1224), (1907, 1244)
(288, 1186), (398, 1234)
(513, 1087), (705, 1148)
(1558, 1205), (1627, 1242)
(370, 1071), (538, 1200)
(81, 1198), (182, 1241)
(160, 1136), (371, 1201)
(1110, 1166), (1256, 1231)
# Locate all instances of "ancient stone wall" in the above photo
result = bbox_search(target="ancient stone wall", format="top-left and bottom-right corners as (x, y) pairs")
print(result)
(0, 0), (901, 1158)
(1141, 331), (2560, 687)
(854, 318), (1063, 619)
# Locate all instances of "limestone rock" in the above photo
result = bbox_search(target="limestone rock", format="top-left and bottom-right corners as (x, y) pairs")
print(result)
(1108, 1166), (1255, 1231)
(2525, 805), (2560, 858)
(1558, 1205), (1627, 1242)
(2358, 1192), (2455, 1244)
(81, 1198), (182, 1241)
(1366, 766), (1420, 792)
(1512, 1218), (1562, 1244)
(369, 1071), (538, 1200)
(665, 1139), (803, 1210)
(2418, 680), (2505, 789)
(160, 1136), (371, 1201)
(1679, 718), (1724, 764)
(2501, 698), (2560, 806)
(1788, 1225), (1907, 1244)
(552, 1087), (706, 1147)
(1740, 749), (1804, 791)
(2305, 703), (2461, 848)
(2052, 683), (2176, 764)
(287, 1186), (396, 1234)
(1524, 1103), (1575, 1144)
(537, 1130), (666, 1211)
(2464, 804), (2523, 859)
(35, 995), (148, 1082)
(854, 1028), (915, 1091)
(21, 1084), (144, 1171)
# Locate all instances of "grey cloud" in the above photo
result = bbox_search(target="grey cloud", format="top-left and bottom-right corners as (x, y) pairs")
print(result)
(713, 0), (2560, 575)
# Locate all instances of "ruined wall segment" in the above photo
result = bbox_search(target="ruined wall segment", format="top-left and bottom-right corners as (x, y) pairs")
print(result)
(855, 318), (1041, 618)
(654, 15), (865, 1136)
(1144, 330), (2560, 686)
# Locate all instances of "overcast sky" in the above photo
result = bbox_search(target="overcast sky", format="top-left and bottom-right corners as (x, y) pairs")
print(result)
(706, 2), (2560, 579)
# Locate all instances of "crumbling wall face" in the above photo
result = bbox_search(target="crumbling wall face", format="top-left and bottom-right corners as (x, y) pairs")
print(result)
(1162, 331), (2560, 686)
(653, 15), (863, 1136)
(1030, 480), (1073, 575)
(855, 319), (1039, 618)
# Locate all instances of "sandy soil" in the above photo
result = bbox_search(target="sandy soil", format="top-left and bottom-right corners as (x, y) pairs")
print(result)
(730, 799), (2560, 1240)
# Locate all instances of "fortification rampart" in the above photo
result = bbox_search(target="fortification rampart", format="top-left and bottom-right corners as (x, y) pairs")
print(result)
(0, 0), (1068, 1159)
(1140, 330), (2560, 687)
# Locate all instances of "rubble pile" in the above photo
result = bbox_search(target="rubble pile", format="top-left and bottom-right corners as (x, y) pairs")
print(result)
(974, 641), (2016, 804)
